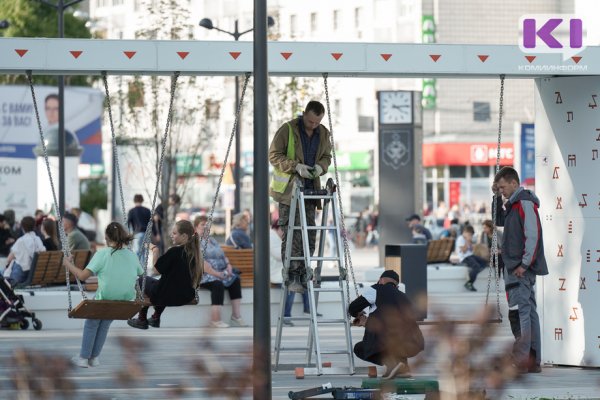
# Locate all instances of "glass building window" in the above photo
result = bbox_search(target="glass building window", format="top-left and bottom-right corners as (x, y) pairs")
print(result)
(471, 165), (490, 178)
(449, 166), (466, 178)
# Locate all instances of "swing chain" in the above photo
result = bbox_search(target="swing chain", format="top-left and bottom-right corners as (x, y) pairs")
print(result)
(102, 72), (128, 231)
(486, 74), (505, 320)
(201, 73), (251, 255)
(323, 73), (359, 308)
(26, 71), (87, 311)
(138, 72), (181, 300)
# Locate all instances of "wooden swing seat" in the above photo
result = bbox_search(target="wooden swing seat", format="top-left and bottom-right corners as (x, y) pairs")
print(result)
(68, 299), (144, 320)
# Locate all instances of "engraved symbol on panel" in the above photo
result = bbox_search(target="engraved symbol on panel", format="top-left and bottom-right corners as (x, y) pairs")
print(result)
(579, 193), (588, 208)
(557, 244), (564, 257)
(559, 278), (566, 291)
(567, 111), (573, 122)
(580, 277), (586, 289)
(553, 166), (559, 179)
(555, 328), (563, 340)
(568, 154), (576, 167)
(569, 307), (579, 321)
(568, 220), (573, 233)
(545, 214), (553, 222)
(596, 250), (600, 263)
(597, 270), (600, 282)
(556, 197), (563, 209)
(593, 149), (598, 160)
(596, 128), (600, 141)
(586, 249), (591, 262)
(555, 91), (563, 104)
(589, 94), (598, 109)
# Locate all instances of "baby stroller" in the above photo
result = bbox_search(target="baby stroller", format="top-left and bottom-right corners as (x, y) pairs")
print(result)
(0, 275), (42, 330)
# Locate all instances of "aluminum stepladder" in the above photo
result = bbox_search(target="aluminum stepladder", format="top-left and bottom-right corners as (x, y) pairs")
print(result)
(273, 178), (355, 376)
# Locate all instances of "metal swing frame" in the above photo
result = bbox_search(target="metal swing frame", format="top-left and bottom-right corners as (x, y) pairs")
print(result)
(27, 70), (181, 320)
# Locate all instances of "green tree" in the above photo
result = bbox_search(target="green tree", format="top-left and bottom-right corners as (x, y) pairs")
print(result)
(80, 178), (108, 215)
(0, 0), (92, 85)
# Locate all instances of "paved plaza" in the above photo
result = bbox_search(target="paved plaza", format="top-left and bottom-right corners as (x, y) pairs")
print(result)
(1, 248), (599, 399)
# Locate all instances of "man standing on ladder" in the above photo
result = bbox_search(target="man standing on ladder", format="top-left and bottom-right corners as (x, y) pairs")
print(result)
(269, 101), (332, 293)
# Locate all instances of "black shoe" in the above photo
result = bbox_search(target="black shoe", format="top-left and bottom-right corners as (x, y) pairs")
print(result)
(127, 318), (149, 330)
(148, 317), (160, 328)
(464, 281), (477, 292)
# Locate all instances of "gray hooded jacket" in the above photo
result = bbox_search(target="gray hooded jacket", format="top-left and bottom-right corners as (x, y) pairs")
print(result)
(497, 187), (548, 285)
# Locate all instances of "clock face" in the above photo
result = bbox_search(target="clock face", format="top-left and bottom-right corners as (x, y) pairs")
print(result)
(379, 91), (413, 124)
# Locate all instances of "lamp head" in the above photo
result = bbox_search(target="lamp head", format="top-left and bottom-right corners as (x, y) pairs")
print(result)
(0, 20), (9, 30)
(199, 18), (214, 30)
(267, 16), (275, 28)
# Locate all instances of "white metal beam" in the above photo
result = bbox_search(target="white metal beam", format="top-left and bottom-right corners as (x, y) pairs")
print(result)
(0, 38), (598, 77)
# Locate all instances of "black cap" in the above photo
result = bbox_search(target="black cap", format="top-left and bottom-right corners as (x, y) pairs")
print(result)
(405, 214), (421, 222)
(63, 212), (78, 225)
(380, 270), (400, 283)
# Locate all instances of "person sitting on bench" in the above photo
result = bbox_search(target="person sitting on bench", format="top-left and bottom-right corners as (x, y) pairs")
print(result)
(128, 220), (203, 329)
(348, 270), (424, 379)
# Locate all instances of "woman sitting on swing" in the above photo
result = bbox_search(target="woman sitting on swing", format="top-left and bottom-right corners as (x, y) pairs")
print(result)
(128, 220), (203, 329)
(64, 222), (143, 368)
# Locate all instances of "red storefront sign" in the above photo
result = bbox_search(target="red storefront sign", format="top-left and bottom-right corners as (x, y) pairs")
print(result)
(449, 181), (461, 207)
(423, 143), (514, 166)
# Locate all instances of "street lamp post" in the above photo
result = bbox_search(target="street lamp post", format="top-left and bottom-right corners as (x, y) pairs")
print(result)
(37, 0), (85, 216)
(199, 16), (275, 215)
(0, 20), (9, 29)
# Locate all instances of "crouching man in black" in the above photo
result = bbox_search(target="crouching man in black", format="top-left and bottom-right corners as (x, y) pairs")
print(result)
(348, 270), (424, 379)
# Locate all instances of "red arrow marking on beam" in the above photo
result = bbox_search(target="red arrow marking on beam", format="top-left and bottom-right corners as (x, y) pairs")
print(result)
(572, 56), (582, 64)
(15, 49), (28, 57)
(281, 52), (292, 60)
(331, 53), (343, 60)
(177, 51), (189, 60)
(525, 55), (536, 63)
(70, 51), (83, 59)
(381, 54), (392, 61)
(429, 54), (441, 62)
(478, 55), (489, 62)
(229, 52), (241, 60)
(124, 51), (137, 59)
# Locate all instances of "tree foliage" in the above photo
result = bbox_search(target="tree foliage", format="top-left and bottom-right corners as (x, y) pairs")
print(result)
(111, 0), (220, 247)
(0, 0), (92, 85)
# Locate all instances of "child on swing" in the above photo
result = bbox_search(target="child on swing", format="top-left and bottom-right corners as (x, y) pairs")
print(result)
(64, 222), (143, 368)
(128, 220), (203, 329)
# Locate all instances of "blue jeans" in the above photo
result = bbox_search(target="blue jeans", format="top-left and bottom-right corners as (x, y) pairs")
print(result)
(8, 262), (28, 285)
(80, 319), (113, 359)
(284, 291), (310, 317)
(132, 232), (145, 258)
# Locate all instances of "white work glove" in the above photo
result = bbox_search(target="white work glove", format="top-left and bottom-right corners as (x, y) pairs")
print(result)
(295, 163), (314, 178)
(312, 164), (323, 178)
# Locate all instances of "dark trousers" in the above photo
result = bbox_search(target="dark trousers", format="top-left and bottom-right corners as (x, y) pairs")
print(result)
(463, 255), (487, 283)
(278, 201), (317, 280)
(137, 276), (165, 321)
(200, 279), (242, 305)
(354, 341), (408, 369)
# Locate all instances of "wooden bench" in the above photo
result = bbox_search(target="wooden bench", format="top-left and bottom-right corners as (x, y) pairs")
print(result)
(426, 238), (455, 264)
(221, 246), (254, 288)
(18, 250), (64, 288)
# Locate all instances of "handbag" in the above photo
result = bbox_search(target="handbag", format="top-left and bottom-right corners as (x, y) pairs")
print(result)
(473, 243), (490, 260)
(222, 269), (239, 287)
